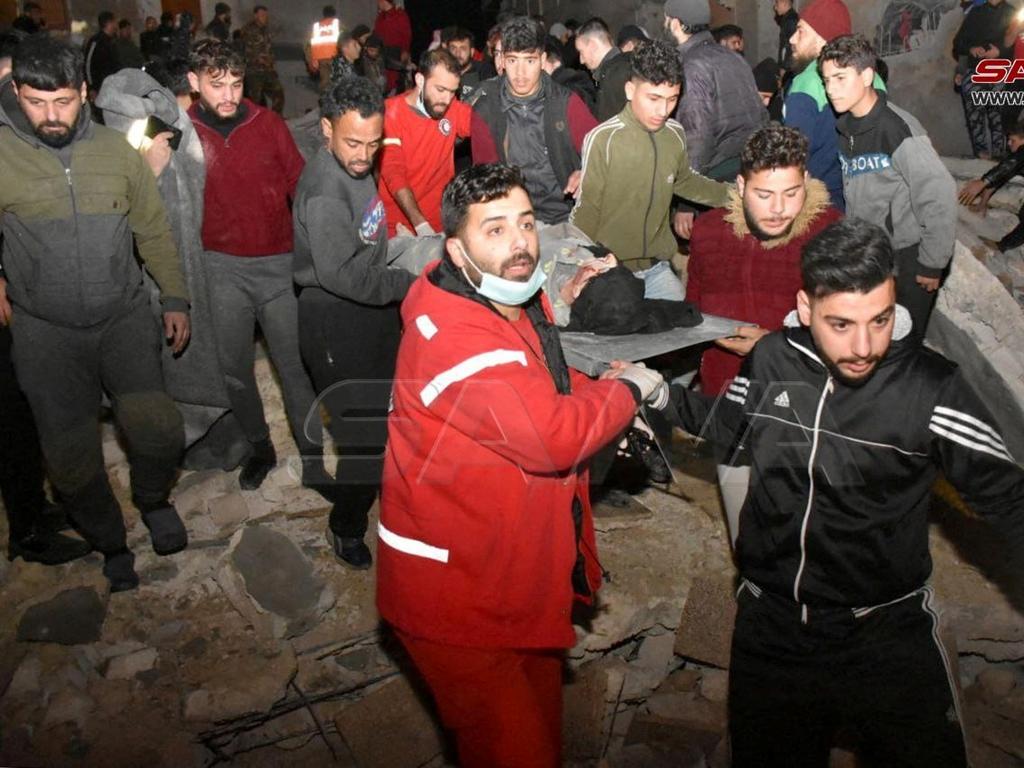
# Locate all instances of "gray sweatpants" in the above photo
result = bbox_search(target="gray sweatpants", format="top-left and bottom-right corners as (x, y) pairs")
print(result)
(206, 252), (318, 454)
(11, 294), (184, 554)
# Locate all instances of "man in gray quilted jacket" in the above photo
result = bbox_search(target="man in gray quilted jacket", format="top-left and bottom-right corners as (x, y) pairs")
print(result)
(664, 0), (767, 180)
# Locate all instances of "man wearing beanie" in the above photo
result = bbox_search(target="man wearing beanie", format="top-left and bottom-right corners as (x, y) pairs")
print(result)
(783, 0), (885, 211)
(663, 0), (766, 179)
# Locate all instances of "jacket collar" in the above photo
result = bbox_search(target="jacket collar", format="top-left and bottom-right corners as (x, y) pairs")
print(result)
(724, 177), (832, 249)
(677, 30), (714, 58)
(594, 47), (623, 79)
(836, 90), (887, 137)
(500, 72), (549, 110)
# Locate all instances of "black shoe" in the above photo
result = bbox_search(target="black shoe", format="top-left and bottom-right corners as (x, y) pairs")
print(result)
(328, 531), (372, 570)
(624, 428), (672, 484)
(139, 504), (188, 555)
(8, 532), (92, 565)
(239, 439), (276, 490)
(103, 550), (139, 593)
(37, 501), (72, 534)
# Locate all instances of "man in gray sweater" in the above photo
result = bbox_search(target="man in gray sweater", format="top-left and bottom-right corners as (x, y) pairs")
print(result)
(293, 76), (415, 570)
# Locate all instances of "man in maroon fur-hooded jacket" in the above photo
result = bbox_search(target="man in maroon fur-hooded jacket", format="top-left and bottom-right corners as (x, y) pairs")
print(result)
(687, 123), (841, 397)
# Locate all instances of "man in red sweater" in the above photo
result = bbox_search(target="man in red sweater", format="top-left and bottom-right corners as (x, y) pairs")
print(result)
(687, 123), (840, 542)
(379, 48), (471, 236)
(373, 0), (411, 94)
(687, 123), (841, 397)
(378, 164), (660, 767)
(187, 41), (328, 495)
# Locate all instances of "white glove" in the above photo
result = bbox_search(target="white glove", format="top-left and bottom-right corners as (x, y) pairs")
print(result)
(614, 363), (665, 403)
(414, 221), (436, 237)
(647, 381), (670, 410)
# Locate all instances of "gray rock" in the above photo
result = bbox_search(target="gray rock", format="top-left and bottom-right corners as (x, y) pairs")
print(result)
(105, 648), (158, 680)
(334, 676), (444, 768)
(698, 668), (728, 704)
(216, 525), (334, 639)
(207, 492), (251, 531)
(6, 655), (42, 698)
(43, 688), (95, 729)
(17, 587), (106, 645)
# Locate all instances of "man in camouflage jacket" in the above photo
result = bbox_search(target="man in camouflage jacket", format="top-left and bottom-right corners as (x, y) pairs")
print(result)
(241, 5), (283, 113)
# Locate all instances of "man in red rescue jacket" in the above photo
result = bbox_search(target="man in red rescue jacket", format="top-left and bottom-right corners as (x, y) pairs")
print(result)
(377, 163), (661, 767)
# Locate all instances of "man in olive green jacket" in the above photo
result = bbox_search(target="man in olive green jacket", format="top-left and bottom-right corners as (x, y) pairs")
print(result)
(570, 39), (730, 300)
(0, 36), (190, 592)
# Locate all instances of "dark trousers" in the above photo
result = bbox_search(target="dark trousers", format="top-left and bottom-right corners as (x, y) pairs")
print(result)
(10, 297), (184, 554)
(245, 69), (284, 114)
(1000, 202), (1024, 251)
(298, 288), (401, 538)
(895, 244), (939, 343)
(206, 252), (319, 455)
(729, 583), (967, 768)
(0, 325), (47, 543)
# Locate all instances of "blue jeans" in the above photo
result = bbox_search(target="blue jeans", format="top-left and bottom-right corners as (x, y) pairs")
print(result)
(636, 260), (686, 302)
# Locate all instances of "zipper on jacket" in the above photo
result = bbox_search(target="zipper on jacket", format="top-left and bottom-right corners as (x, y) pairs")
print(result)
(792, 374), (834, 620)
(642, 131), (657, 265)
(65, 165), (83, 313)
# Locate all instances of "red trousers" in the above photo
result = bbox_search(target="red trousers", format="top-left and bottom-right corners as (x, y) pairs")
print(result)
(395, 629), (564, 768)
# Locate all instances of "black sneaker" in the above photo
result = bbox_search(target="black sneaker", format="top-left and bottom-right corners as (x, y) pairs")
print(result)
(239, 439), (276, 490)
(624, 428), (672, 484)
(8, 532), (92, 565)
(328, 530), (372, 570)
(139, 504), (188, 556)
(103, 550), (140, 593)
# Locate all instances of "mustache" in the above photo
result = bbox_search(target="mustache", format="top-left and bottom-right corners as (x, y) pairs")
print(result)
(501, 251), (535, 271)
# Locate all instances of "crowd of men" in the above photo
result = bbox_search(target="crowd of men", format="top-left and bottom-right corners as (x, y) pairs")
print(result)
(1, 0), (1023, 766)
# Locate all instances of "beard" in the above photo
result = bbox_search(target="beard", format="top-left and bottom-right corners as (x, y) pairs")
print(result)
(822, 354), (882, 388)
(791, 51), (816, 73)
(743, 206), (795, 241)
(34, 119), (76, 148)
(200, 96), (240, 121)
(423, 93), (449, 119)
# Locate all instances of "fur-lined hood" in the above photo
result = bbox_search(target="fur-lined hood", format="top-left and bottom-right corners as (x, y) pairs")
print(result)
(723, 177), (832, 249)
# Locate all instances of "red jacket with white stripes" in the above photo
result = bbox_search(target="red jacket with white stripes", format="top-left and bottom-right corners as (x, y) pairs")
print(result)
(377, 261), (639, 649)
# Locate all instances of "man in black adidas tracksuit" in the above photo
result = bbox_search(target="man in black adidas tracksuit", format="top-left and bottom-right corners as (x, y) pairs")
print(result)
(624, 219), (1024, 767)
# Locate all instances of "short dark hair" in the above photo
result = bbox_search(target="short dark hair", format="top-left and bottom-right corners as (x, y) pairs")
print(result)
(98, 11), (115, 27)
(500, 16), (545, 55)
(215, 2), (230, 15)
(189, 39), (245, 77)
(24, 2), (41, 11)
(543, 35), (564, 63)
(323, 5), (336, 18)
(576, 17), (612, 45)
(441, 26), (473, 46)
(819, 34), (876, 74)
(802, 219), (895, 298)
(0, 33), (20, 63)
(418, 48), (460, 78)
(118, 18), (131, 30)
(442, 163), (528, 237)
(740, 122), (809, 178)
(630, 39), (684, 86)
(253, 5), (267, 14)
(712, 24), (743, 42)
(145, 57), (191, 97)
(351, 24), (371, 40)
(160, 11), (174, 24)
(320, 75), (384, 121)
(12, 34), (83, 91)
(1010, 116), (1024, 138)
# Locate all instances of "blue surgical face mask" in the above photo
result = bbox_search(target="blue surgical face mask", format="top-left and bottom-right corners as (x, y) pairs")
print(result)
(457, 242), (546, 306)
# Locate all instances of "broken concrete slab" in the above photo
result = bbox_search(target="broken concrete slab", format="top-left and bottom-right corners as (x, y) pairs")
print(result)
(105, 648), (158, 680)
(673, 573), (737, 669)
(43, 688), (95, 730)
(17, 587), (106, 645)
(563, 659), (615, 761)
(6, 655), (42, 699)
(333, 675), (444, 768)
(183, 644), (296, 723)
(207, 493), (251, 532)
(698, 668), (728, 704)
(216, 525), (334, 639)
